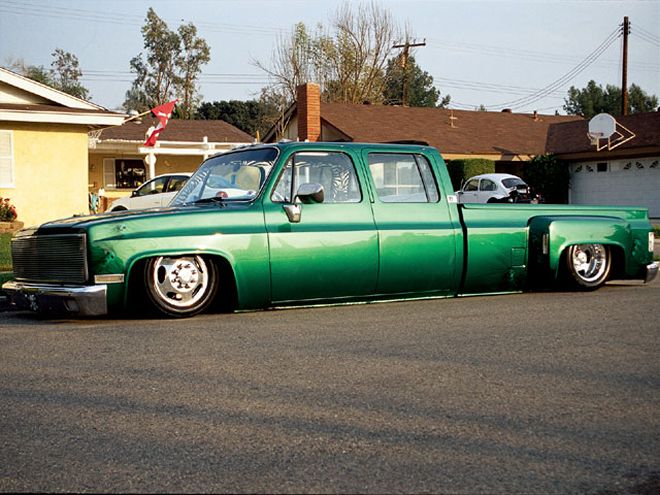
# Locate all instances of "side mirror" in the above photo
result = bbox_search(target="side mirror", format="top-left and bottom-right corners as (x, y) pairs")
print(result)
(283, 204), (301, 223)
(296, 183), (324, 204)
(131, 190), (139, 197)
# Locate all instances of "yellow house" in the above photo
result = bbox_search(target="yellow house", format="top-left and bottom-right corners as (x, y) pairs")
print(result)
(0, 67), (125, 228)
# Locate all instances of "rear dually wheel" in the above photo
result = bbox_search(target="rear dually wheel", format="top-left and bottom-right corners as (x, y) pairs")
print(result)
(564, 243), (611, 290)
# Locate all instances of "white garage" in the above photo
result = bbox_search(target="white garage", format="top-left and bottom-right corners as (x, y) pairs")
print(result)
(569, 157), (660, 218)
(548, 112), (660, 221)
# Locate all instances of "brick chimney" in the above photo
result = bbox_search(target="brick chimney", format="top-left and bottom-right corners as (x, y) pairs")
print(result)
(296, 83), (321, 142)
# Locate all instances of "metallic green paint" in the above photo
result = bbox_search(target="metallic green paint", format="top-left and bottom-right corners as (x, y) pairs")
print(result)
(4, 142), (656, 316)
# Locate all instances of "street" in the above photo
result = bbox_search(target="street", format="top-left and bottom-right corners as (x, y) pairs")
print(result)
(1, 280), (659, 493)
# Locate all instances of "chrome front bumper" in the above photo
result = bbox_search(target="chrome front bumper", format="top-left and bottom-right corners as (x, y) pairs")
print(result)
(646, 262), (659, 284)
(1, 281), (107, 316)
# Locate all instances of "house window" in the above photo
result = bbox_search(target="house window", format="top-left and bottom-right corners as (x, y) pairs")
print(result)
(102, 158), (147, 189)
(0, 130), (14, 187)
(597, 162), (608, 172)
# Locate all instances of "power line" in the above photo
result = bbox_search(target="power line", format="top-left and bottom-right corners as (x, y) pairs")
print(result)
(634, 24), (660, 44)
(4, 0), (657, 71)
(632, 31), (660, 48)
(425, 36), (658, 72)
(484, 27), (621, 110)
(431, 76), (566, 98)
(0, 0), (286, 36)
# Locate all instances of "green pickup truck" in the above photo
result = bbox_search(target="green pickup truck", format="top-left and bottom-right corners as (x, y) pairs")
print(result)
(3, 142), (657, 317)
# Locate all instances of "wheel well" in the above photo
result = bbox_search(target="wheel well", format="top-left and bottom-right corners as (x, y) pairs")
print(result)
(608, 244), (625, 279)
(125, 254), (238, 314)
(209, 255), (238, 312)
(557, 243), (623, 279)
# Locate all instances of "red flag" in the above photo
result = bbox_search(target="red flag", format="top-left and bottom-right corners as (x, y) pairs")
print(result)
(144, 99), (177, 146)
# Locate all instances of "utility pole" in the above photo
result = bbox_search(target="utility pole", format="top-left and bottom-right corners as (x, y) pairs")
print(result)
(392, 39), (426, 106)
(622, 16), (629, 116)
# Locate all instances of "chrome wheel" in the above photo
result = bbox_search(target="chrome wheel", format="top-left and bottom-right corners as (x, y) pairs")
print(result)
(145, 255), (217, 317)
(565, 243), (611, 289)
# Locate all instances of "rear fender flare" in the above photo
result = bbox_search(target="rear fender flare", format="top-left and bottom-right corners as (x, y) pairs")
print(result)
(528, 216), (631, 278)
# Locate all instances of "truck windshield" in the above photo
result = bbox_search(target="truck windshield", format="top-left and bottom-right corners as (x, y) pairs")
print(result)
(171, 147), (278, 206)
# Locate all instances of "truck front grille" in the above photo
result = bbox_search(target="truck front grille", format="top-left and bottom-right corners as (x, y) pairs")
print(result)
(11, 234), (88, 284)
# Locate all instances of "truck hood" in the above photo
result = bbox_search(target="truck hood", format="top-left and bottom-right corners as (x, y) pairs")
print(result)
(18, 203), (255, 236)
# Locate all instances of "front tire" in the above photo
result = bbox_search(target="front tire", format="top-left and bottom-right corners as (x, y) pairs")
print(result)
(564, 243), (611, 290)
(144, 255), (218, 317)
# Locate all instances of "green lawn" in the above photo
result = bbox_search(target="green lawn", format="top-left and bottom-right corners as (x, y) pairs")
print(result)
(0, 233), (12, 272)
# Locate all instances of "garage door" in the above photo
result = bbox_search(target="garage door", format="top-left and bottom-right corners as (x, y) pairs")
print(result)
(569, 158), (660, 218)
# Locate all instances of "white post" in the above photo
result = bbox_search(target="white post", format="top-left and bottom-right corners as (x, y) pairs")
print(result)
(203, 136), (209, 161)
(144, 152), (157, 179)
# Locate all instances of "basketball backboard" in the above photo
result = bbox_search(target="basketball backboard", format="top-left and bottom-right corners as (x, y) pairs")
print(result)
(587, 113), (635, 151)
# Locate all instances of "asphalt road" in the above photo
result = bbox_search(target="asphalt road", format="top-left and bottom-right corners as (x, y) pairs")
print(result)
(1, 280), (659, 494)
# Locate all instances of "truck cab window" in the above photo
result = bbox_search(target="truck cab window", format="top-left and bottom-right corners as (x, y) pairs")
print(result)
(271, 151), (361, 203)
(368, 153), (439, 203)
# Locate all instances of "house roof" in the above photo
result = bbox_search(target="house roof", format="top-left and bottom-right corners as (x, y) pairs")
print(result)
(546, 111), (660, 157)
(318, 103), (582, 158)
(0, 67), (125, 127)
(98, 118), (253, 144)
(0, 66), (107, 110)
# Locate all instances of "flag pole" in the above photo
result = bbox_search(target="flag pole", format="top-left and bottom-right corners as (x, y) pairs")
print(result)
(123, 109), (153, 124)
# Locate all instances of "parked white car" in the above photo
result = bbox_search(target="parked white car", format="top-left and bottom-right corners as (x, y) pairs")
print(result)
(456, 173), (535, 203)
(108, 173), (192, 211)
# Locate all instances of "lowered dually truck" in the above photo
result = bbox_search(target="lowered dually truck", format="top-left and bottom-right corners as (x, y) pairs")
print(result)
(3, 142), (657, 318)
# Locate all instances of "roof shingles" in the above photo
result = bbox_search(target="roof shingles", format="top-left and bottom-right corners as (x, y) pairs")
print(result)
(99, 118), (253, 143)
(320, 103), (582, 157)
(546, 111), (660, 155)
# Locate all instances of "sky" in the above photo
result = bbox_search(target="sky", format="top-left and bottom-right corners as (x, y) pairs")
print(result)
(1, 0), (658, 115)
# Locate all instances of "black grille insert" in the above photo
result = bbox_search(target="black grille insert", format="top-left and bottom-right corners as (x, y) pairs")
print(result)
(11, 234), (88, 284)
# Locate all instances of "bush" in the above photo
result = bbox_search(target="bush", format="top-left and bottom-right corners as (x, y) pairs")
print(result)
(446, 159), (495, 191)
(0, 197), (17, 222)
(525, 155), (569, 204)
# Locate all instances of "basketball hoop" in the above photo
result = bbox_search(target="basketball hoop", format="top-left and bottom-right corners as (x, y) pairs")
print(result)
(87, 129), (103, 149)
(587, 113), (635, 151)
(88, 129), (103, 149)
(587, 132), (603, 146)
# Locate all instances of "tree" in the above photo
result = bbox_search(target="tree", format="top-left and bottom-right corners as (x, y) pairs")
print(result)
(525, 154), (569, 204)
(255, 2), (398, 105)
(564, 80), (658, 118)
(382, 54), (449, 107)
(628, 84), (659, 114)
(5, 52), (90, 99)
(24, 65), (53, 86)
(176, 23), (211, 119)
(253, 22), (315, 105)
(196, 100), (261, 135)
(324, 2), (396, 104)
(125, 8), (180, 112)
(124, 8), (210, 117)
(50, 48), (89, 100)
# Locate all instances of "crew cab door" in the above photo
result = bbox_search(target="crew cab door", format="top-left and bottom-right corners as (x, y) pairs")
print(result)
(363, 150), (460, 295)
(264, 149), (378, 303)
